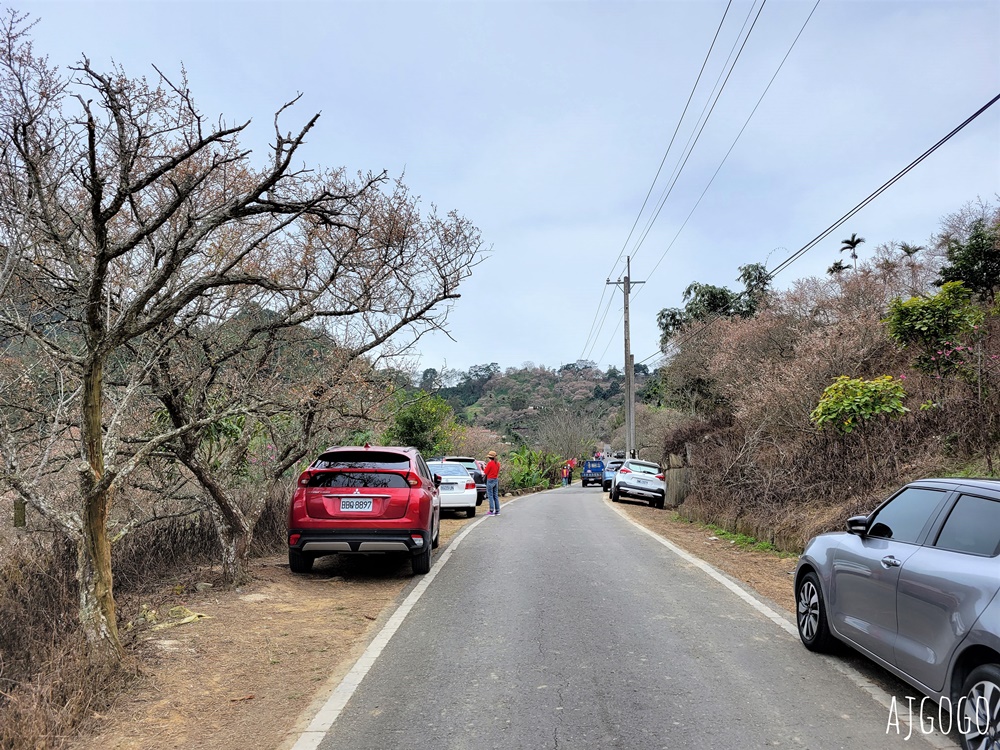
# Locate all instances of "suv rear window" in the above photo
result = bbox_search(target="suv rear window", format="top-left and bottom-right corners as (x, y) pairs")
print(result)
(307, 472), (409, 489)
(312, 451), (410, 470)
(629, 463), (660, 475)
(444, 457), (477, 470)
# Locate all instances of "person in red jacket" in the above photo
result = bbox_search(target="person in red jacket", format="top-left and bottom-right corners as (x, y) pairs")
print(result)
(484, 450), (501, 515)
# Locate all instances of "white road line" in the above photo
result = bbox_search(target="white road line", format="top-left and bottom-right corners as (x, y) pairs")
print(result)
(605, 498), (958, 749)
(286, 494), (530, 750)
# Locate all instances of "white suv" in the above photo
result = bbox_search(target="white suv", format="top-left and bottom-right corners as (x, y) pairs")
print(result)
(611, 459), (665, 509)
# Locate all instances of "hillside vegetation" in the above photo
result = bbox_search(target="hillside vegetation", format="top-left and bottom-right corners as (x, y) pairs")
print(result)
(646, 199), (1000, 549)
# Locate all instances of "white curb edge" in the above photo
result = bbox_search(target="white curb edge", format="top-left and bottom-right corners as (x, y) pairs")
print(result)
(604, 498), (957, 749)
(286, 492), (534, 750)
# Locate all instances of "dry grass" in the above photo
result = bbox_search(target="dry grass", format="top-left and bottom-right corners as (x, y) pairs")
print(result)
(0, 536), (135, 750)
(0, 486), (292, 750)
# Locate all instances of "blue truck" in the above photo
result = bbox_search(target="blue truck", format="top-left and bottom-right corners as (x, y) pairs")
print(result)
(581, 460), (605, 487)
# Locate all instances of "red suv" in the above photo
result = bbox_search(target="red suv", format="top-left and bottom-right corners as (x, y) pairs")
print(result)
(287, 445), (441, 575)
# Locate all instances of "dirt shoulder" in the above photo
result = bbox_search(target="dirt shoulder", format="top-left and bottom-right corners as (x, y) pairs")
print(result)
(71, 492), (800, 750)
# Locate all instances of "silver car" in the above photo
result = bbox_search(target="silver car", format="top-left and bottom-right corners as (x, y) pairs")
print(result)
(610, 459), (666, 509)
(794, 478), (1000, 750)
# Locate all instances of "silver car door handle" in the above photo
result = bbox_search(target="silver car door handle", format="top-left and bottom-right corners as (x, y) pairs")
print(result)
(881, 556), (902, 568)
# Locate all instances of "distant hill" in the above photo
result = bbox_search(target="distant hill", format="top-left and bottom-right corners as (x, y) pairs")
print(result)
(417, 360), (653, 446)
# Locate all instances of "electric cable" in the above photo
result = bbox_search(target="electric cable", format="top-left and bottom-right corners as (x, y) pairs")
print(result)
(597, 311), (625, 364)
(627, 0), (768, 268)
(578, 285), (611, 360)
(582, 293), (618, 361)
(632, 0), (821, 303)
(607, 0), (736, 278)
(637, 89), (1000, 362)
(579, 0), (735, 359)
(769, 90), (1000, 278)
(589, 0), (764, 366)
(596, 0), (777, 365)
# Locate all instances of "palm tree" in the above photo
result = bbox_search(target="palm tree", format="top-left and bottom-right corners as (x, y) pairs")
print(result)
(839, 233), (866, 270)
(899, 242), (925, 292)
(827, 260), (849, 276)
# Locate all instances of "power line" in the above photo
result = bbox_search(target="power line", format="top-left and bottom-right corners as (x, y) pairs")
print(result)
(632, 0), (821, 303)
(638, 348), (664, 367)
(589, 0), (766, 365)
(597, 311), (624, 364)
(592, 0), (775, 364)
(582, 293), (618, 361)
(607, 0), (736, 278)
(637, 88), (1000, 362)
(626, 0), (768, 268)
(768, 90), (1000, 278)
(578, 285), (610, 360)
(579, 0), (735, 360)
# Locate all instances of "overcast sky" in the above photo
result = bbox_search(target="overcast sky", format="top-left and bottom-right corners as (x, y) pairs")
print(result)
(19, 0), (1000, 375)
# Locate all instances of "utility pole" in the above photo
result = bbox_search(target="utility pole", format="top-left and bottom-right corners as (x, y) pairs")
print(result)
(607, 256), (644, 458)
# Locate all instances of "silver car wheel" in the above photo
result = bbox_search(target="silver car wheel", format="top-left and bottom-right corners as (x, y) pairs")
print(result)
(797, 580), (820, 642)
(962, 672), (1000, 750)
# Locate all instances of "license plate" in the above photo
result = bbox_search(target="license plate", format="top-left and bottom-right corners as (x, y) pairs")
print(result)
(441, 483), (459, 493)
(636, 478), (651, 486)
(340, 498), (373, 512)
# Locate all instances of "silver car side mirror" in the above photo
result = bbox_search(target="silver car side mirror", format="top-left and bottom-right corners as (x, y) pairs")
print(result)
(845, 515), (869, 535)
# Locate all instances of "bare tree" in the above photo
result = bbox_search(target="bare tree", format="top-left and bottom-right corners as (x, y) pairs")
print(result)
(0, 13), (482, 663)
(535, 409), (598, 461)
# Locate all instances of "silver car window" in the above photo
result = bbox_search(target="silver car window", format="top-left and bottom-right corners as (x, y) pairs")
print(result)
(867, 487), (948, 544)
(934, 494), (1000, 556)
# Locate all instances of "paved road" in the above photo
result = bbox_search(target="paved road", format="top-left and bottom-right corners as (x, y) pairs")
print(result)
(311, 486), (947, 749)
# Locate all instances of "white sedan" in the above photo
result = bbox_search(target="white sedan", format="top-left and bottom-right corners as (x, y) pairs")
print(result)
(427, 461), (478, 518)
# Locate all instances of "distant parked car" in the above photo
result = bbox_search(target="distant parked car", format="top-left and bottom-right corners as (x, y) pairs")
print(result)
(581, 460), (605, 487)
(441, 455), (486, 505)
(795, 478), (1000, 750)
(602, 460), (624, 492)
(610, 459), (665, 509)
(427, 461), (478, 518)
(287, 445), (441, 576)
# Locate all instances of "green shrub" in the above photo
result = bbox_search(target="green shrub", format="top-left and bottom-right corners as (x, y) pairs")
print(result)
(884, 281), (985, 374)
(810, 375), (909, 434)
(502, 445), (564, 491)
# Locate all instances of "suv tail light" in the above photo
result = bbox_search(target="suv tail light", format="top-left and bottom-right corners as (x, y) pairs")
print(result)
(298, 470), (314, 487)
(406, 472), (421, 488)
(655, 474), (664, 480)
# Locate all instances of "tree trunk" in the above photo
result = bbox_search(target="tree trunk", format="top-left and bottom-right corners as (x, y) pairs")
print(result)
(76, 521), (124, 663)
(208, 502), (254, 586)
(183, 454), (255, 586)
(78, 358), (124, 663)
